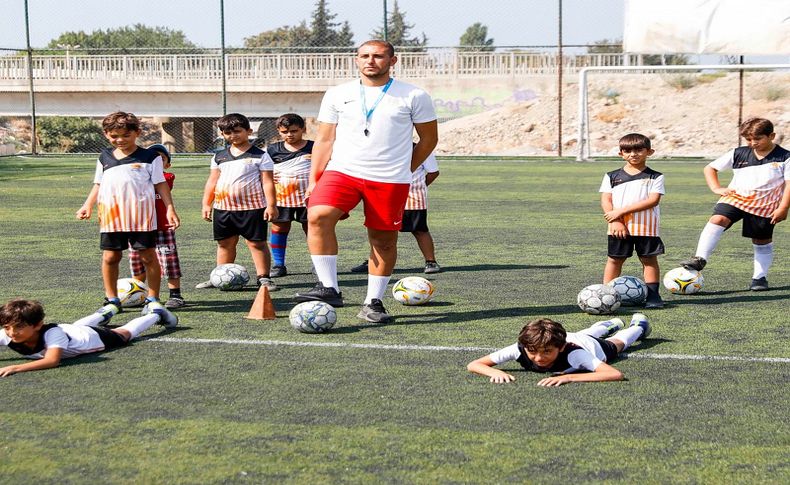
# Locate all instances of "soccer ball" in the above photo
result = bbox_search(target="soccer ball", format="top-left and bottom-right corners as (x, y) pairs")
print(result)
(392, 276), (435, 305)
(577, 284), (621, 315)
(117, 278), (148, 307)
(663, 267), (704, 294)
(289, 301), (337, 333)
(209, 263), (250, 291)
(607, 276), (648, 306)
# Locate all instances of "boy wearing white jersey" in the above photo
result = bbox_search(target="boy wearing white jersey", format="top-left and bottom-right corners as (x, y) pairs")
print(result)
(77, 112), (180, 316)
(681, 118), (790, 291)
(295, 40), (438, 323)
(600, 133), (665, 308)
(467, 314), (651, 386)
(0, 298), (177, 377)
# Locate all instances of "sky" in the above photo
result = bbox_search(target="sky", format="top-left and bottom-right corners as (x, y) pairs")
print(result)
(0, 0), (625, 49)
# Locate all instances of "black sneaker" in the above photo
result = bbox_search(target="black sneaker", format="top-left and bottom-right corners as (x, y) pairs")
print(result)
(357, 298), (393, 323)
(257, 277), (279, 291)
(350, 260), (369, 273)
(749, 277), (769, 291)
(680, 256), (707, 271)
(164, 296), (185, 309)
(294, 282), (344, 307)
(270, 265), (288, 277)
(424, 261), (442, 274)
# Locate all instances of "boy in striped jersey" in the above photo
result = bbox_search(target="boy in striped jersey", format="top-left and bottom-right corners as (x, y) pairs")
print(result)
(681, 118), (790, 291)
(77, 112), (180, 316)
(600, 133), (665, 308)
(198, 113), (279, 290)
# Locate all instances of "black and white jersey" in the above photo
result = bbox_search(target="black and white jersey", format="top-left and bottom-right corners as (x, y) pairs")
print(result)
(600, 167), (664, 236)
(268, 141), (312, 207)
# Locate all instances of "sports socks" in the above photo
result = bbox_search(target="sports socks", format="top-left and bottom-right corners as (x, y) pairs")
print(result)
(611, 326), (644, 349)
(695, 222), (726, 260)
(169, 288), (182, 299)
(365, 274), (392, 304)
(118, 314), (160, 339)
(270, 230), (289, 267)
(311, 255), (339, 291)
(753, 243), (774, 279)
(580, 319), (623, 338)
(73, 313), (109, 328)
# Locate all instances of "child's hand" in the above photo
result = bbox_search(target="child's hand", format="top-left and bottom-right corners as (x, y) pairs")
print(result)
(609, 221), (628, 239)
(770, 207), (788, 224)
(166, 208), (181, 230)
(0, 365), (22, 377)
(304, 181), (316, 200)
(603, 209), (623, 223)
(489, 372), (516, 384)
(202, 205), (213, 222)
(76, 206), (91, 220)
(263, 206), (279, 222)
(537, 375), (573, 387)
(713, 187), (736, 196)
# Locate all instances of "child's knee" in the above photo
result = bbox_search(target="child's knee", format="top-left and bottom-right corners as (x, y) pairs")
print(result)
(102, 251), (122, 264)
(709, 215), (730, 227)
(607, 256), (626, 266)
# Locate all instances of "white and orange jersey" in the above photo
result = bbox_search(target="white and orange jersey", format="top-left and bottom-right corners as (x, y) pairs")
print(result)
(211, 146), (274, 211)
(405, 152), (439, 210)
(93, 147), (165, 233)
(600, 167), (665, 237)
(268, 140), (313, 208)
(709, 145), (790, 218)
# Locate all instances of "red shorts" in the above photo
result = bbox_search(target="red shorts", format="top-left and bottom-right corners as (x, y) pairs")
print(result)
(308, 171), (410, 231)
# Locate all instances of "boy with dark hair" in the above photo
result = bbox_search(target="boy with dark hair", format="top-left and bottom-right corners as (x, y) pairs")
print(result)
(198, 113), (279, 290)
(466, 314), (650, 386)
(0, 298), (177, 377)
(600, 133), (665, 308)
(268, 113), (313, 278)
(77, 111), (180, 318)
(128, 144), (185, 308)
(681, 118), (790, 291)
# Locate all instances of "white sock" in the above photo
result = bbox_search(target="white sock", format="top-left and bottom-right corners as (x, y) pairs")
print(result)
(118, 314), (160, 340)
(695, 222), (726, 260)
(611, 326), (643, 350)
(311, 255), (338, 291)
(73, 313), (107, 328)
(753, 243), (774, 279)
(579, 319), (620, 338)
(365, 274), (391, 304)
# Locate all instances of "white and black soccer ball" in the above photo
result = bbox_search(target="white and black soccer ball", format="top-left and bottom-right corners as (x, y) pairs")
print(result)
(209, 263), (250, 291)
(663, 267), (704, 294)
(607, 275), (648, 306)
(392, 276), (435, 305)
(117, 277), (149, 307)
(577, 284), (621, 315)
(289, 301), (337, 333)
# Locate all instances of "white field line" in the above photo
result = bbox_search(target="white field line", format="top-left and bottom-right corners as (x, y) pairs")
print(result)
(151, 337), (790, 364)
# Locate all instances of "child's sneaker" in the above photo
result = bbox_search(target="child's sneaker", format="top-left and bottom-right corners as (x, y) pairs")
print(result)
(195, 280), (214, 289)
(749, 277), (769, 291)
(594, 318), (624, 337)
(350, 260), (369, 273)
(146, 300), (179, 329)
(257, 277), (278, 291)
(270, 265), (288, 278)
(357, 298), (394, 323)
(95, 299), (121, 325)
(680, 256), (706, 271)
(294, 282), (344, 307)
(424, 261), (442, 274)
(164, 296), (185, 309)
(629, 313), (651, 339)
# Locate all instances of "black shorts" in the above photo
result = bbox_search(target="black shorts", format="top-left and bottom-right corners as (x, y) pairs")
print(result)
(592, 337), (619, 362)
(93, 326), (129, 351)
(713, 203), (775, 239)
(608, 235), (665, 259)
(272, 206), (308, 224)
(213, 208), (268, 241)
(100, 231), (157, 251)
(400, 210), (429, 233)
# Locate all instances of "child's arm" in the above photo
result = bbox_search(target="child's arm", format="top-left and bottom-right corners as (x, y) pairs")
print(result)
(0, 346), (64, 377)
(425, 171), (440, 186)
(307, 122), (337, 197)
(260, 171), (279, 221)
(411, 121), (439, 172)
(704, 165), (736, 196)
(601, 192), (628, 239)
(603, 192), (661, 222)
(536, 362), (623, 387)
(770, 183), (790, 224)
(154, 181), (180, 230)
(201, 169), (221, 221)
(467, 355), (516, 384)
(76, 184), (100, 220)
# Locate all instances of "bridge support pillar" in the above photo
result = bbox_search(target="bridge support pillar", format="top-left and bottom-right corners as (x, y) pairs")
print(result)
(194, 119), (216, 153)
(158, 117), (184, 153)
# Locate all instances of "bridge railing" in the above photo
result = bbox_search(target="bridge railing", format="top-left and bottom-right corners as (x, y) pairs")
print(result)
(0, 51), (639, 81)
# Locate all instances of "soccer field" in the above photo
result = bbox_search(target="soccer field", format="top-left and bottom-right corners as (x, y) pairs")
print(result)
(0, 156), (788, 484)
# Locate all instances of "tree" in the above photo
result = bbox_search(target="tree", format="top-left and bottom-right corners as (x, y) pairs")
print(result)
(586, 38), (691, 65)
(459, 23), (494, 52)
(36, 117), (107, 153)
(372, 0), (427, 51)
(47, 24), (197, 54)
(243, 23), (313, 50)
(244, 0), (353, 51)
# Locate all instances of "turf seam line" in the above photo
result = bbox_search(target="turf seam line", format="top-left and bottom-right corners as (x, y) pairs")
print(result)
(150, 337), (790, 363)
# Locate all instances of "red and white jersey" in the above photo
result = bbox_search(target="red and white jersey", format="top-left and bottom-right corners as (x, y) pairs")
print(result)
(1, 323), (105, 360)
(709, 145), (790, 217)
(600, 167), (665, 237)
(93, 147), (165, 233)
(268, 140), (313, 208)
(211, 146), (274, 211)
(405, 152), (439, 210)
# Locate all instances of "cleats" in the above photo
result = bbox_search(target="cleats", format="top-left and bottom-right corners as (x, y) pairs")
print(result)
(595, 318), (624, 338)
(195, 280), (214, 289)
(629, 313), (651, 339)
(424, 261), (442, 274)
(164, 296), (185, 309)
(294, 282), (344, 307)
(145, 300), (179, 329)
(680, 256), (707, 271)
(749, 277), (769, 291)
(257, 277), (278, 291)
(350, 260), (369, 273)
(644, 299), (665, 309)
(357, 298), (394, 323)
(95, 299), (121, 325)
(270, 265), (288, 278)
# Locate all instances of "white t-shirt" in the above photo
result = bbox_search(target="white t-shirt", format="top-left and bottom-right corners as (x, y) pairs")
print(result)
(488, 333), (609, 373)
(1, 324), (105, 360)
(317, 78), (437, 184)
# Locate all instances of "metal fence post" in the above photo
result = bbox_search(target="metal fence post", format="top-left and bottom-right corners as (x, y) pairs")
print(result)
(24, 0), (37, 155)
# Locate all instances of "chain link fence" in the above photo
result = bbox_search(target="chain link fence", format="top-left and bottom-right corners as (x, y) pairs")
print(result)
(1, 0), (787, 157)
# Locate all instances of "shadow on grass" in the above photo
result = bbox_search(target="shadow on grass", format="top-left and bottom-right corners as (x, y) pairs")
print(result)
(668, 287), (790, 306)
(391, 264), (569, 274)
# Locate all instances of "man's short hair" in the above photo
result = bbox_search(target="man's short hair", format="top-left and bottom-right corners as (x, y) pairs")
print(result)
(217, 113), (251, 132)
(618, 133), (652, 151)
(102, 111), (140, 132)
(0, 299), (45, 328)
(358, 39), (395, 57)
(276, 113), (306, 129)
(740, 118), (774, 138)
(517, 318), (567, 352)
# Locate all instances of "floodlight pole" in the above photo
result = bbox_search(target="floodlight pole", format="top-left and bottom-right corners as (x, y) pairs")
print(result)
(24, 0), (37, 155)
(220, 0), (227, 116)
(557, 0), (563, 157)
(383, 0), (388, 41)
(738, 55), (744, 146)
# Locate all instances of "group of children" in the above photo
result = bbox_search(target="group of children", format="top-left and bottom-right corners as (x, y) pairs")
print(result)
(2, 113), (788, 386)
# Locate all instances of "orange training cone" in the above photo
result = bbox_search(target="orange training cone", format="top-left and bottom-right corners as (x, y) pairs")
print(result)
(246, 285), (276, 320)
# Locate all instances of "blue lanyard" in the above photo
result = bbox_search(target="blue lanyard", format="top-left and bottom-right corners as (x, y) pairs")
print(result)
(360, 78), (393, 136)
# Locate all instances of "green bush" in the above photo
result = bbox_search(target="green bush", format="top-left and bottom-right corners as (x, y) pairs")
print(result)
(37, 117), (107, 153)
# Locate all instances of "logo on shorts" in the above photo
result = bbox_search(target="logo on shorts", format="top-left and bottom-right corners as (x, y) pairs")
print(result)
(393, 220), (402, 225)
